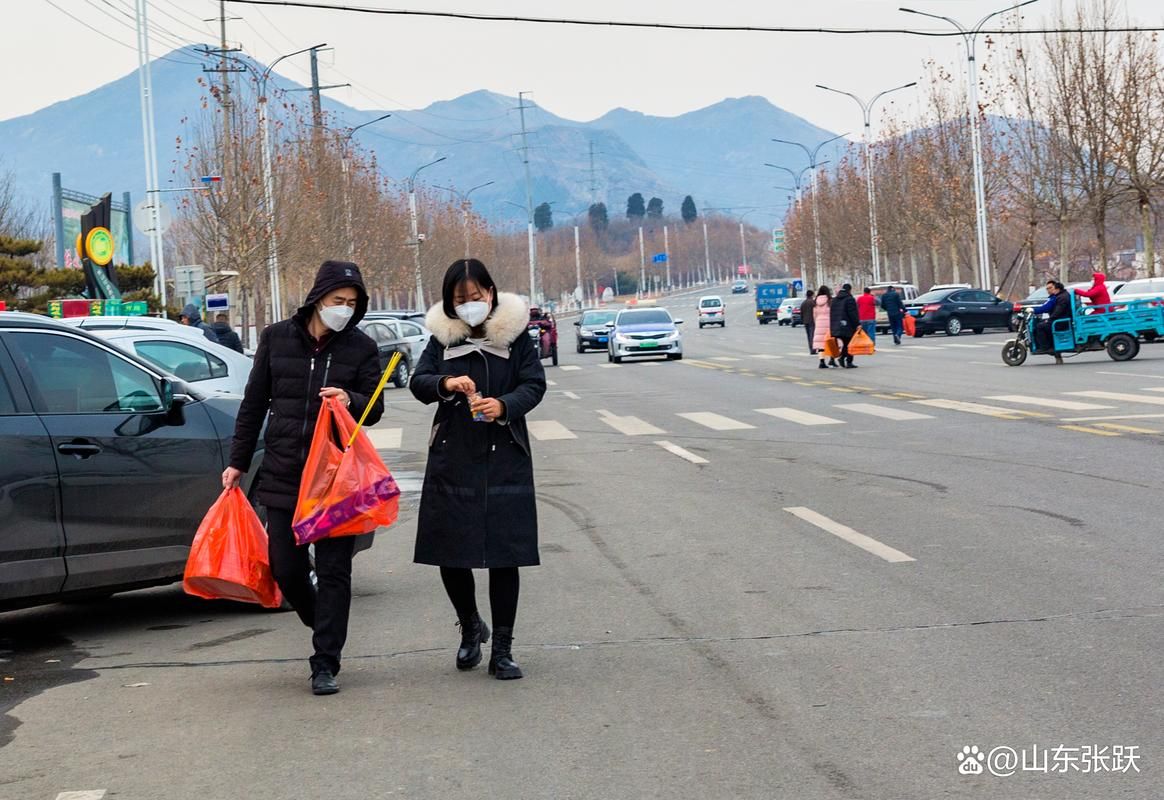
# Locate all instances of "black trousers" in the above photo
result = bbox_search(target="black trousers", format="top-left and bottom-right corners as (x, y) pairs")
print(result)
(266, 507), (356, 676)
(805, 324), (815, 353)
(837, 332), (854, 362)
(439, 567), (520, 630)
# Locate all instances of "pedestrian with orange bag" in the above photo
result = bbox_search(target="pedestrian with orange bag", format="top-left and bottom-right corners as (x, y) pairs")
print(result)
(812, 285), (837, 368)
(222, 260), (384, 696)
(411, 259), (547, 680)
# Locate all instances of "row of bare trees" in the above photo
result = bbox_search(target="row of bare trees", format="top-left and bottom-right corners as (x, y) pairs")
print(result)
(782, 0), (1164, 298)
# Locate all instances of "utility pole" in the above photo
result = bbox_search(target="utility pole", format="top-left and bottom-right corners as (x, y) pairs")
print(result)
(587, 139), (599, 203)
(702, 221), (711, 284)
(663, 224), (671, 288)
(638, 226), (646, 297)
(574, 224), (583, 308)
(518, 92), (538, 302)
(133, 0), (167, 311)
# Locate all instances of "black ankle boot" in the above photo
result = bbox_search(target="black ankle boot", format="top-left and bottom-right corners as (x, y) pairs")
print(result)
(488, 627), (523, 680)
(456, 613), (490, 670)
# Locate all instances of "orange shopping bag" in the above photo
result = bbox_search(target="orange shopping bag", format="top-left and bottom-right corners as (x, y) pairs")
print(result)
(184, 487), (282, 607)
(902, 314), (916, 337)
(292, 357), (401, 545)
(822, 337), (841, 359)
(849, 326), (876, 355)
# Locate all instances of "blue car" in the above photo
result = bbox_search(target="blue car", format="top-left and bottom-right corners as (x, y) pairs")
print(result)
(607, 308), (684, 363)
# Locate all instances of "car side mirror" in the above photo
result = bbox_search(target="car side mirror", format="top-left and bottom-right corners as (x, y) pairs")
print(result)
(160, 377), (175, 411)
(674, 319), (684, 325)
(605, 322), (616, 329)
(573, 321), (581, 327)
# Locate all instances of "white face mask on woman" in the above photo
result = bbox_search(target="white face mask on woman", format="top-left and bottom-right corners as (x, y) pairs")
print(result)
(455, 300), (490, 327)
(319, 304), (354, 332)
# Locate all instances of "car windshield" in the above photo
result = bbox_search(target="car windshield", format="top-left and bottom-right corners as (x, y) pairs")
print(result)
(1023, 288), (1050, 302)
(733, 281), (746, 287)
(618, 310), (673, 326)
(913, 290), (955, 304)
(581, 311), (616, 325)
(700, 299), (721, 308)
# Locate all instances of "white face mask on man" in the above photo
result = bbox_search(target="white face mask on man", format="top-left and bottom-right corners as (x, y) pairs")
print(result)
(319, 304), (354, 332)
(455, 300), (491, 327)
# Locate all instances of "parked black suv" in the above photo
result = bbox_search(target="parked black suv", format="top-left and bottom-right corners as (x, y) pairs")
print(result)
(0, 313), (263, 610)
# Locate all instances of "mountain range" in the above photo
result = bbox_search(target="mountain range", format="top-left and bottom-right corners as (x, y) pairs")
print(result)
(0, 47), (846, 231)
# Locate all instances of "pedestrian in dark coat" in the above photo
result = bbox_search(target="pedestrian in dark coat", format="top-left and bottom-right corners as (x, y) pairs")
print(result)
(411, 259), (547, 680)
(223, 260), (384, 696)
(179, 303), (220, 344)
(831, 283), (861, 368)
(880, 286), (906, 344)
(799, 290), (816, 353)
(211, 313), (245, 353)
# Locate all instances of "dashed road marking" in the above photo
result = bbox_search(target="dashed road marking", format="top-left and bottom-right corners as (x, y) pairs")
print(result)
(527, 420), (577, 441)
(562, 391), (581, 400)
(1094, 422), (1160, 434)
(558, 365), (583, 372)
(55, 793), (107, 800)
(596, 410), (665, 436)
(711, 356), (742, 362)
(985, 395), (1114, 411)
(756, 407), (844, 426)
(655, 440), (708, 464)
(944, 343), (987, 349)
(912, 398), (1028, 419)
(546, 379), (558, 386)
(835, 403), (935, 421)
(1060, 412), (1164, 422)
(784, 507), (915, 563)
(1059, 425), (1121, 437)
(598, 363), (622, 369)
(678, 412), (755, 431)
(1068, 390), (1164, 406)
(750, 354), (783, 359)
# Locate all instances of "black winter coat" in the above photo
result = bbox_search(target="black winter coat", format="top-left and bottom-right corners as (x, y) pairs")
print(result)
(799, 296), (816, 327)
(229, 261), (384, 510)
(880, 289), (905, 319)
(830, 290), (860, 338)
(411, 292), (547, 568)
(211, 322), (245, 353)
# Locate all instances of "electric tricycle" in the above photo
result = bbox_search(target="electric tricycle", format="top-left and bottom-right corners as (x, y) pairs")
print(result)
(1001, 296), (1164, 366)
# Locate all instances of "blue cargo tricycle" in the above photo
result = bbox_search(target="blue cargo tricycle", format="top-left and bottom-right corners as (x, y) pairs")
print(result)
(1002, 296), (1164, 366)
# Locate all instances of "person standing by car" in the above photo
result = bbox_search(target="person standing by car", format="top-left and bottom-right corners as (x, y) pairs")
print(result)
(857, 287), (878, 344)
(1074, 272), (1111, 314)
(812, 285), (837, 368)
(881, 285), (906, 345)
(222, 260), (384, 696)
(211, 313), (244, 353)
(411, 259), (546, 681)
(800, 290), (816, 354)
(179, 303), (220, 344)
(831, 283), (861, 368)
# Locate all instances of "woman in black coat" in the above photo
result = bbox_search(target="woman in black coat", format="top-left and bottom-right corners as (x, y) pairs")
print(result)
(223, 260), (384, 696)
(830, 283), (861, 369)
(411, 259), (547, 680)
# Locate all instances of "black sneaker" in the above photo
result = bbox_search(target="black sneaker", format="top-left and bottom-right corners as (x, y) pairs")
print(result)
(311, 669), (339, 695)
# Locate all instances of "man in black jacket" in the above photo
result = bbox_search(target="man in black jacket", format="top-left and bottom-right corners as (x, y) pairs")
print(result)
(881, 286), (906, 345)
(1034, 281), (1072, 364)
(799, 290), (816, 354)
(211, 313), (244, 353)
(831, 283), (861, 368)
(179, 303), (219, 344)
(223, 260), (384, 695)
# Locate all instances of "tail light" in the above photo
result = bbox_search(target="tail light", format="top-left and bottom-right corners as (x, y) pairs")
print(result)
(922, 303), (942, 313)
(1013, 303), (1023, 312)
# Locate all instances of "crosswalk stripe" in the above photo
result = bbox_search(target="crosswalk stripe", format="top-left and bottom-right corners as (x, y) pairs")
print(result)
(597, 411), (665, 436)
(750, 354), (783, 359)
(55, 793), (107, 800)
(677, 411), (755, 430)
(756, 407), (844, 426)
(984, 395), (1114, 411)
(527, 420), (577, 441)
(558, 365), (583, 371)
(655, 440), (709, 464)
(1067, 390), (1164, 407)
(944, 343), (987, 349)
(835, 403), (935, 421)
(905, 345), (942, 350)
(546, 379), (558, 386)
(912, 398), (1027, 419)
(711, 357), (742, 362)
(598, 363), (622, 369)
(641, 361), (661, 366)
(1143, 387), (1164, 393)
(562, 391), (581, 400)
(784, 507), (915, 563)
(366, 428), (403, 449)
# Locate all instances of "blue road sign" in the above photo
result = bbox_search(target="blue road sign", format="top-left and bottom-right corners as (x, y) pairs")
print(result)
(652, 253), (668, 263)
(792, 279), (804, 292)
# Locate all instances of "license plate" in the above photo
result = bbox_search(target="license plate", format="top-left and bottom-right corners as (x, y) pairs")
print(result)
(597, 337), (608, 343)
(639, 341), (659, 348)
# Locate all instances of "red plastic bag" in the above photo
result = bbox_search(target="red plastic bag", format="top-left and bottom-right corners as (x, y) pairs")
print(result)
(849, 327), (875, 355)
(184, 488), (281, 608)
(902, 314), (916, 337)
(292, 396), (400, 546)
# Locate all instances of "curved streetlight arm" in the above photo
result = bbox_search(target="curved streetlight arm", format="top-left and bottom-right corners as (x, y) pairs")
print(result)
(975, 0), (1039, 33)
(466, 180), (495, 198)
(817, 84), (869, 116)
(261, 43), (326, 91)
(812, 133), (850, 163)
(408, 156), (448, 191)
(344, 113), (391, 143)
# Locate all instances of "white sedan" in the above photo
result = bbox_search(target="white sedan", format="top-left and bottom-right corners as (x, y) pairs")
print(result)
(84, 329), (254, 396)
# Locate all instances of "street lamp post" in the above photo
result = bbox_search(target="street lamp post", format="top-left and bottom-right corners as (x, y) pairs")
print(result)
(901, 1), (1039, 291)
(407, 156), (448, 311)
(259, 43), (326, 323)
(817, 81), (917, 283)
(638, 226), (646, 297)
(435, 181), (495, 258)
(339, 113), (391, 261)
(702, 221), (712, 284)
(772, 133), (848, 288)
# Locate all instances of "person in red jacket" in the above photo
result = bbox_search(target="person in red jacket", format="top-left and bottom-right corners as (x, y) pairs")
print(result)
(1074, 272), (1111, 313)
(857, 286), (878, 343)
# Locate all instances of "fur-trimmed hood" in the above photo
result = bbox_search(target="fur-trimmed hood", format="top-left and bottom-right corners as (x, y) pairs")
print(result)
(425, 291), (530, 347)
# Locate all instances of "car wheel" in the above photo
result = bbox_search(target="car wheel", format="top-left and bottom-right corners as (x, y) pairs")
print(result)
(760, 319), (768, 325)
(699, 323), (705, 329)
(613, 355), (623, 364)
(668, 353), (683, 361)
(945, 316), (963, 336)
(1106, 333), (1139, 361)
(577, 342), (585, 354)
(1001, 339), (1028, 366)
(391, 357), (411, 388)
(972, 327), (984, 335)
(607, 349), (614, 363)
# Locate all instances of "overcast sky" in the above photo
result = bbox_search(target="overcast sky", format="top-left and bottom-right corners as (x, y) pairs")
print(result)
(9, 0), (1164, 135)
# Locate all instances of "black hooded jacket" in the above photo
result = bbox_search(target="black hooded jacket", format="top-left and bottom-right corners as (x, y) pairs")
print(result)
(211, 321), (244, 353)
(181, 303), (220, 344)
(229, 260), (385, 510)
(830, 287), (860, 338)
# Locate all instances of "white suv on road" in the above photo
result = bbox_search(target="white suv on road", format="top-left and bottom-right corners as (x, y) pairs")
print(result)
(698, 296), (725, 328)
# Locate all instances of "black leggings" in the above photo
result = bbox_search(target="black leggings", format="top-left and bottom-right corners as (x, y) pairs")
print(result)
(439, 567), (520, 630)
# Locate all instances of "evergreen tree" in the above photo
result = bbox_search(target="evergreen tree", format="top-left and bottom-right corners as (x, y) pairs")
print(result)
(534, 202), (554, 231)
(646, 197), (664, 219)
(588, 202), (609, 232)
(626, 193), (646, 220)
(681, 195), (698, 224)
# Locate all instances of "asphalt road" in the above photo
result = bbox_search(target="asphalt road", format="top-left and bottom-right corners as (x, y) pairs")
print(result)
(2, 289), (1162, 800)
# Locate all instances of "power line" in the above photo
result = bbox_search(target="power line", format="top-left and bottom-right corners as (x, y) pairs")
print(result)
(224, 1), (1164, 36)
(149, 0), (218, 39)
(40, 0), (207, 65)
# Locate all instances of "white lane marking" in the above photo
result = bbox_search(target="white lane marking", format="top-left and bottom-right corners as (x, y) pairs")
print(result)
(655, 440), (708, 464)
(755, 407), (844, 426)
(677, 411), (755, 431)
(562, 391), (581, 400)
(55, 793), (107, 800)
(1144, 387), (1164, 393)
(834, 403), (934, 421)
(912, 398), (1027, 419)
(366, 427), (403, 449)
(904, 345), (942, 350)
(711, 357), (742, 362)
(750, 354), (783, 359)
(547, 379), (558, 386)
(784, 507), (915, 563)
(1060, 412), (1164, 422)
(598, 363), (622, 369)
(1067, 390), (1164, 407)
(641, 361), (661, 367)
(943, 343), (987, 349)
(596, 410), (665, 435)
(558, 365), (583, 371)
(1095, 371), (1164, 379)
(984, 395), (1114, 411)
(527, 420), (577, 441)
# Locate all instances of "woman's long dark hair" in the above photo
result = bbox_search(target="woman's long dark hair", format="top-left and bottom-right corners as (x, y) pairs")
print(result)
(441, 259), (500, 319)
(816, 284), (833, 299)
